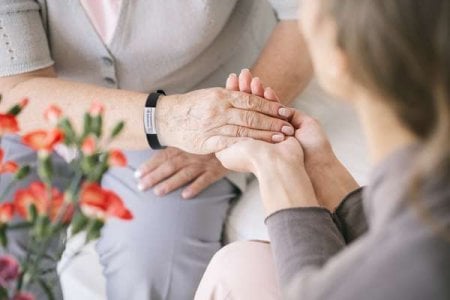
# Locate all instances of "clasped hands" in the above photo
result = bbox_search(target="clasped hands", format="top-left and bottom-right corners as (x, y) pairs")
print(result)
(135, 69), (358, 212)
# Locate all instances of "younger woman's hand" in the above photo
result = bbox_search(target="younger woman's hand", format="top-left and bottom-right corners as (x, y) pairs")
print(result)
(224, 69), (359, 211)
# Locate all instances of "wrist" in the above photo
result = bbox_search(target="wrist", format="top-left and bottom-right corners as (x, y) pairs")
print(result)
(306, 156), (359, 211)
(255, 161), (319, 216)
(154, 94), (173, 147)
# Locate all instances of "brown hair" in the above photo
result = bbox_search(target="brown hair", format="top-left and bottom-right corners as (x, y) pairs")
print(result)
(321, 0), (449, 238)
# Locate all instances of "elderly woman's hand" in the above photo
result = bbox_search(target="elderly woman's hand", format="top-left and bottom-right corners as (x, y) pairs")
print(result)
(155, 87), (295, 155)
(135, 147), (228, 199)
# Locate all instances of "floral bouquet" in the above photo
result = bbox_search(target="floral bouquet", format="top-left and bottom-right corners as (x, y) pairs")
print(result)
(0, 96), (132, 300)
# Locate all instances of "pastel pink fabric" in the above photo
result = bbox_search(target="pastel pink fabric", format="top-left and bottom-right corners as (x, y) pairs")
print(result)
(80, 0), (123, 45)
(195, 241), (282, 300)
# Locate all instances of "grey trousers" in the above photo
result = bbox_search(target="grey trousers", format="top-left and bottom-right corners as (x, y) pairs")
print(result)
(0, 135), (237, 300)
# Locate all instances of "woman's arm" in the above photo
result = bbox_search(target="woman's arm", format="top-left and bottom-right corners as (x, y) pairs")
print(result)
(251, 21), (313, 104)
(0, 0), (296, 153)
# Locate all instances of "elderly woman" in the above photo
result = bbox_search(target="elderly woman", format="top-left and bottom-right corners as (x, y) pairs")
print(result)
(0, 0), (310, 299)
(196, 0), (450, 299)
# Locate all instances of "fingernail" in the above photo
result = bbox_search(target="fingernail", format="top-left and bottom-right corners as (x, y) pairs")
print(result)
(229, 73), (237, 78)
(134, 170), (142, 179)
(281, 125), (294, 135)
(182, 190), (192, 199)
(154, 187), (163, 196)
(272, 134), (285, 142)
(137, 183), (144, 191)
(241, 68), (250, 74)
(278, 107), (292, 118)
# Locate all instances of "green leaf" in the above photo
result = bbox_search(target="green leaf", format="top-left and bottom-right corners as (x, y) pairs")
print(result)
(91, 115), (102, 138)
(28, 204), (38, 224)
(70, 213), (89, 236)
(7, 104), (22, 116)
(110, 121), (125, 138)
(58, 118), (77, 145)
(37, 153), (53, 184)
(86, 219), (104, 243)
(34, 215), (50, 239)
(81, 113), (92, 139)
(0, 226), (8, 247)
(14, 165), (31, 180)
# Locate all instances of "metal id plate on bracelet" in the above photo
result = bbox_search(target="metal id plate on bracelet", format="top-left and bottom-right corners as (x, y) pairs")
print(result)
(144, 107), (157, 134)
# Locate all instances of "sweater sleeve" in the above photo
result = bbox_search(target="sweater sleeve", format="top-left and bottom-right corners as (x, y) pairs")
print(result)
(0, 0), (54, 76)
(267, 0), (299, 20)
(332, 187), (369, 244)
(265, 207), (346, 291)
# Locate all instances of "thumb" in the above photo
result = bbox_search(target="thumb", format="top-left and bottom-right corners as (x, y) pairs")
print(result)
(215, 140), (253, 172)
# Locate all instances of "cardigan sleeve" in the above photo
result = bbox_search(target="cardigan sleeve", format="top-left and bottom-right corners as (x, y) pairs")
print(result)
(267, 0), (300, 20)
(0, 0), (54, 76)
(332, 187), (369, 244)
(265, 207), (346, 291)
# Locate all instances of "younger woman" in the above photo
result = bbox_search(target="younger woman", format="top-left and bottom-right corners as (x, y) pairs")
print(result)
(196, 0), (450, 299)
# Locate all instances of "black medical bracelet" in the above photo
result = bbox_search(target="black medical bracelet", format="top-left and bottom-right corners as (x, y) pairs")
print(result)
(143, 90), (166, 150)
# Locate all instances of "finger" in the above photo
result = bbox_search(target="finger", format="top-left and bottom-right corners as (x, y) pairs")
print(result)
(182, 172), (220, 199)
(218, 125), (285, 143)
(264, 87), (280, 102)
(227, 108), (294, 135)
(135, 147), (181, 178)
(138, 156), (184, 191)
(135, 150), (168, 178)
(250, 77), (265, 97)
(226, 73), (239, 91)
(229, 92), (295, 119)
(290, 110), (309, 128)
(239, 69), (252, 93)
(153, 167), (203, 197)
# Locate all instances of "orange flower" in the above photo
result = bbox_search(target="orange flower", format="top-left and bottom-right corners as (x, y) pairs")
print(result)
(19, 98), (29, 109)
(0, 203), (14, 223)
(108, 149), (127, 167)
(13, 182), (73, 223)
(0, 148), (19, 174)
(81, 136), (96, 155)
(89, 101), (104, 116)
(22, 129), (64, 152)
(0, 114), (19, 135)
(80, 182), (133, 220)
(43, 105), (62, 124)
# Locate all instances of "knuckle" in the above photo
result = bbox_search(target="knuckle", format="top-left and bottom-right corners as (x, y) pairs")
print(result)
(271, 119), (283, 131)
(243, 111), (257, 127)
(235, 126), (248, 137)
(243, 94), (256, 109)
(210, 87), (224, 98)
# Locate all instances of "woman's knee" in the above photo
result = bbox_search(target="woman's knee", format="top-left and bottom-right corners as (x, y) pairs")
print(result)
(196, 241), (281, 300)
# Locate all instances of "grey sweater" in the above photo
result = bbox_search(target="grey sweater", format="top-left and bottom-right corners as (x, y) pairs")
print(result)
(266, 146), (450, 300)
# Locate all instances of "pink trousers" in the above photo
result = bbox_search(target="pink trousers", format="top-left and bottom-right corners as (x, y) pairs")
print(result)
(195, 241), (282, 300)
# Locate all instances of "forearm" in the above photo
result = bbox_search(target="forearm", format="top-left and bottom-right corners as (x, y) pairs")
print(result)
(251, 21), (313, 104)
(254, 159), (319, 217)
(0, 67), (148, 150)
(307, 156), (360, 211)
